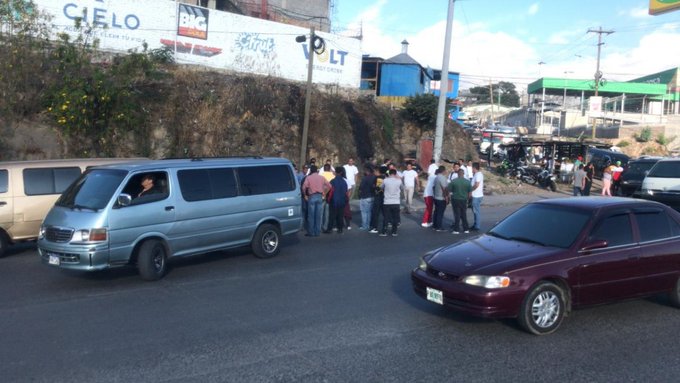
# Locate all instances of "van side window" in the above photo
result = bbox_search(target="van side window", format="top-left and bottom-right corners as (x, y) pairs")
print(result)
(237, 165), (294, 196)
(23, 167), (82, 196)
(0, 170), (7, 193)
(122, 172), (169, 205)
(178, 168), (237, 202)
(588, 214), (633, 247)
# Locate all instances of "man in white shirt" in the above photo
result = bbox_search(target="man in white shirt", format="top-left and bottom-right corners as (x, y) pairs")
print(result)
(470, 162), (484, 231)
(343, 158), (359, 197)
(402, 163), (419, 214)
(427, 159), (438, 177)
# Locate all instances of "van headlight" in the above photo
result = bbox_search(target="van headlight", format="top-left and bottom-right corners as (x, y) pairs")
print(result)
(72, 228), (108, 242)
(462, 275), (511, 289)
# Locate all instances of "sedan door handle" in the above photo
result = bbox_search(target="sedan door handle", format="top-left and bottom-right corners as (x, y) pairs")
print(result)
(165, 206), (175, 211)
(0, 201), (6, 206)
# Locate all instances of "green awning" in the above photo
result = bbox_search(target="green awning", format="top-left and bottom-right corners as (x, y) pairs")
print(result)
(528, 78), (668, 97)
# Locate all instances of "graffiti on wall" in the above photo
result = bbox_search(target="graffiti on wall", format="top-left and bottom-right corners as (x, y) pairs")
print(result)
(232, 32), (280, 76)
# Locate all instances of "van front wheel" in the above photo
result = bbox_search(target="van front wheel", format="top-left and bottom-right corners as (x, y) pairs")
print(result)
(137, 240), (168, 281)
(252, 224), (281, 259)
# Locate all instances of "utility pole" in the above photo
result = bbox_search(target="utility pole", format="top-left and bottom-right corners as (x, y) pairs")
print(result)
(588, 26), (613, 139)
(433, 0), (455, 163)
(488, 80), (494, 124)
(299, 27), (315, 170)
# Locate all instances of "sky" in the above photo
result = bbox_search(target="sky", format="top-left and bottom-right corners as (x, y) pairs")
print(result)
(332, 0), (680, 91)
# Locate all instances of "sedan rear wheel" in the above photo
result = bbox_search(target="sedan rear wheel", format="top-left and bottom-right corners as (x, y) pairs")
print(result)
(518, 282), (566, 335)
(669, 276), (680, 308)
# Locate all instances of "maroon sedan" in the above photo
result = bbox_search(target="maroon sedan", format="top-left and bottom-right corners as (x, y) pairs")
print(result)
(411, 197), (680, 335)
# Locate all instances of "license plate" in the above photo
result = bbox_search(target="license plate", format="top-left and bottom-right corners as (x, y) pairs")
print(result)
(48, 254), (60, 266)
(426, 287), (443, 305)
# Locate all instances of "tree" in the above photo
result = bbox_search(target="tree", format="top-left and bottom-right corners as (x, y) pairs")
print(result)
(468, 81), (520, 107)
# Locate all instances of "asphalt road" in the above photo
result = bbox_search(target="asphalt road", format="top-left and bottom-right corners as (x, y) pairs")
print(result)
(2, 200), (679, 382)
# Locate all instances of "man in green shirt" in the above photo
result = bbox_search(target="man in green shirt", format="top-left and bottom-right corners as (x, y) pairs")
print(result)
(448, 169), (471, 234)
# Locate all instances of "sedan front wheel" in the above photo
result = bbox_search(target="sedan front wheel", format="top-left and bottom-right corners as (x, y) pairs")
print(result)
(518, 282), (566, 335)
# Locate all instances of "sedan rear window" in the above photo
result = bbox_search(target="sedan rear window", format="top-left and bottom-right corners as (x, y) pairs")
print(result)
(635, 211), (680, 242)
(489, 204), (591, 248)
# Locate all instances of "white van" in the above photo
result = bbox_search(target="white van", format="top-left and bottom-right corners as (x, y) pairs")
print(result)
(0, 159), (141, 257)
(640, 158), (680, 211)
(38, 158), (302, 280)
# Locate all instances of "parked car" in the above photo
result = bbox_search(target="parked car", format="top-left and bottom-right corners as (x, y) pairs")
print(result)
(640, 157), (680, 211)
(0, 158), (143, 257)
(586, 147), (629, 179)
(38, 158), (302, 280)
(618, 156), (663, 197)
(411, 197), (680, 335)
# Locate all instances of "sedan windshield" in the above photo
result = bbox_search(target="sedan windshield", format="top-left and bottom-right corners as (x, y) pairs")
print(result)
(488, 204), (591, 248)
(56, 169), (128, 211)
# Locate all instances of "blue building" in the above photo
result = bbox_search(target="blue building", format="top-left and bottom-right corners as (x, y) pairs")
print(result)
(360, 40), (462, 120)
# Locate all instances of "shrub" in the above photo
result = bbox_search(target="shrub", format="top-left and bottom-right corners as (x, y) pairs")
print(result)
(402, 94), (438, 128)
(635, 127), (652, 142)
(656, 133), (676, 147)
(617, 140), (630, 147)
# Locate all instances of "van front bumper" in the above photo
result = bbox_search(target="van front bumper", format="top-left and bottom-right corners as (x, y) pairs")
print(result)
(37, 240), (111, 271)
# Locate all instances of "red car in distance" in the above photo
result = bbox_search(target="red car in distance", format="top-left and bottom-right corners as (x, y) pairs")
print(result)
(411, 197), (680, 335)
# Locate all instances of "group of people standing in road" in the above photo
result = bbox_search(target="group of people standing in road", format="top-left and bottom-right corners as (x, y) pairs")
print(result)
(298, 158), (359, 236)
(297, 157), (483, 238)
(571, 155), (623, 197)
(422, 159), (484, 234)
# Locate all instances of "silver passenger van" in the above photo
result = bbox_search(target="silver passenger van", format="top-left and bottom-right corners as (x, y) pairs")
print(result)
(38, 158), (302, 280)
(0, 158), (141, 257)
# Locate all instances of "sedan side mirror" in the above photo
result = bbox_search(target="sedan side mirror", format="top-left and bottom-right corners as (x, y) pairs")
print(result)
(580, 239), (608, 252)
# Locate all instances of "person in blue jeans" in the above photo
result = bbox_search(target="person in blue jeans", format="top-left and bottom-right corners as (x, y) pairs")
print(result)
(470, 162), (484, 231)
(301, 165), (331, 237)
(358, 166), (376, 230)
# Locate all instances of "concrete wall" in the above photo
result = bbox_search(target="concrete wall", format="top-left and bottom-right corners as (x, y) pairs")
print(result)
(34, 0), (359, 87)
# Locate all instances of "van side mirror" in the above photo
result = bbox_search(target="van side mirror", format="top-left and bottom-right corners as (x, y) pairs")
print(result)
(116, 193), (132, 208)
(580, 239), (608, 252)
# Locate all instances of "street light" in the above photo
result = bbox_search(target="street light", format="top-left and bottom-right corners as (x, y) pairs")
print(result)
(295, 28), (325, 170)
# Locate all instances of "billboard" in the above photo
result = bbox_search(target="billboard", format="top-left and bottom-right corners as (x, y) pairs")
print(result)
(32, 0), (361, 87)
(649, 0), (680, 15)
(177, 4), (208, 40)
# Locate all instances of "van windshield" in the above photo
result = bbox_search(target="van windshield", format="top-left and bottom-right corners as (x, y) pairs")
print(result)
(56, 169), (128, 210)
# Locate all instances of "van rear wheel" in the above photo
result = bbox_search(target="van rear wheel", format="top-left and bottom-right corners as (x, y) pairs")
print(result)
(252, 223), (281, 259)
(137, 240), (168, 281)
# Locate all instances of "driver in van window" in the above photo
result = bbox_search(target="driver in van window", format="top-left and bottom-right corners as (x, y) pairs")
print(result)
(137, 174), (161, 198)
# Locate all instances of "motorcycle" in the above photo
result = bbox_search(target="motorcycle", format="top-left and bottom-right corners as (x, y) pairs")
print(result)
(515, 165), (539, 184)
(535, 169), (557, 192)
